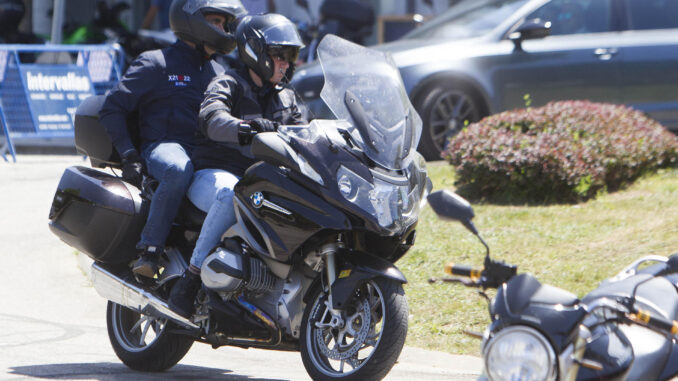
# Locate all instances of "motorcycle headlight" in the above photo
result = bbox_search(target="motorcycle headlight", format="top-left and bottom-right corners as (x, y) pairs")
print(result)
(336, 165), (419, 232)
(483, 326), (557, 381)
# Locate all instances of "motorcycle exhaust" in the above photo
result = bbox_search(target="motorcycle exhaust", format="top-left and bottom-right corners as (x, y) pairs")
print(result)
(90, 262), (200, 330)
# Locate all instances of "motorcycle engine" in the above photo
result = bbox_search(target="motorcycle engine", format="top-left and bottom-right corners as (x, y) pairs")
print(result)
(201, 247), (277, 293)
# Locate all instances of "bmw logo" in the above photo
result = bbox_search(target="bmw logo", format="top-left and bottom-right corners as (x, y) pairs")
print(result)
(250, 192), (264, 208)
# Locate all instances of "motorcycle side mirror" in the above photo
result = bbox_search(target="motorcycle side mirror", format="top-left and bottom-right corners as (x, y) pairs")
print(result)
(427, 190), (479, 235)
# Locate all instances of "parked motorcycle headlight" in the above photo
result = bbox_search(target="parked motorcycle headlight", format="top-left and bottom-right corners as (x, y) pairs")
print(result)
(483, 326), (557, 381)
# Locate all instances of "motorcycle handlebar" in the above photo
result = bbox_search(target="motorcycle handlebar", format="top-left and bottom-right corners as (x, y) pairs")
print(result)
(444, 263), (482, 281)
(628, 308), (678, 336)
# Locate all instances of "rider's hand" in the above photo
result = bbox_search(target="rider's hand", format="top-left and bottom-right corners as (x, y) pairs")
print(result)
(121, 151), (143, 187)
(249, 118), (278, 133)
(238, 123), (255, 145)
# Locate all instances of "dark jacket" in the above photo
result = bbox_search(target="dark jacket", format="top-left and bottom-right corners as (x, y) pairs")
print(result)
(192, 67), (305, 176)
(99, 40), (225, 157)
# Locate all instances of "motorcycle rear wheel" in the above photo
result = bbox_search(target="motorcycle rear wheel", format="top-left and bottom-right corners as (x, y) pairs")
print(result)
(300, 278), (408, 380)
(106, 301), (194, 371)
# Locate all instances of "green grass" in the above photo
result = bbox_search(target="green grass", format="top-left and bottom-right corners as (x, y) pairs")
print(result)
(400, 162), (678, 355)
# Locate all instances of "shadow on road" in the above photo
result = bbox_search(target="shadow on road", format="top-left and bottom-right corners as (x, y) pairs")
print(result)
(9, 362), (290, 380)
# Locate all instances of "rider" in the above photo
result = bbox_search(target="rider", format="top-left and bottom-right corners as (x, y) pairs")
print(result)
(168, 13), (306, 318)
(99, 0), (246, 278)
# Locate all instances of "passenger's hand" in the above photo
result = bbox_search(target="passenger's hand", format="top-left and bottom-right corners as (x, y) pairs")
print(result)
(249, 118), (278, 133)
(121, 151), (143, 187)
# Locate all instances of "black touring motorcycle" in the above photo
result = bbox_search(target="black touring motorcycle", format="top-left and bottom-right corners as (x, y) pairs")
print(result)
(48, 35), (428, 380)
(428, 190), (678, 381)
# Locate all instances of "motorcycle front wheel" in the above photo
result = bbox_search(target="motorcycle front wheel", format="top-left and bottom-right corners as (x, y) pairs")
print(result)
(106, 301), (194, 371)
(300, 278), (408, 380)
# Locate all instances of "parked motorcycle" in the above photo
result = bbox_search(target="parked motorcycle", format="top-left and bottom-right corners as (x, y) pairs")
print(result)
(427, 189), (678, 381)
(48, 35), (428, 380)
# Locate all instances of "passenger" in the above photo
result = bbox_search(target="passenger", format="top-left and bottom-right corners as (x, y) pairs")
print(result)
(99, 0), (246, 279)
(169, 14), (305, 317)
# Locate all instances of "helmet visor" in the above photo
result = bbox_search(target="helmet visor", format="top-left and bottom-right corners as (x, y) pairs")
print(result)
(267, 46), (300, 63)
(260, 21), (304, 48)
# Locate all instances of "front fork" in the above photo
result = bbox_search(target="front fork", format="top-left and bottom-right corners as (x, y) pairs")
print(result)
(319, 242), (345, 328)
(320, 243), (339, 313)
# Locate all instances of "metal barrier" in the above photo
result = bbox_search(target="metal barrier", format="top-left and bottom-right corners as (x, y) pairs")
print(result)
(0, 44), (124, 162)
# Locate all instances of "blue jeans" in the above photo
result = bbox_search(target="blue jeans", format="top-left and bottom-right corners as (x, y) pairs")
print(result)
(138, 142), (194, 250)
(187, 168), (240, 269)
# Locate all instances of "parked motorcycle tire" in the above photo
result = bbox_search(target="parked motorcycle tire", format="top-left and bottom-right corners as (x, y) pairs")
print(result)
(300, 278), (408, 380)
(106, 301), (194, 371)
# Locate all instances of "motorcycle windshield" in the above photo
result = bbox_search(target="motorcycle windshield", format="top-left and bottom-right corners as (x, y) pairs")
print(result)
(317, 35), (422, 170)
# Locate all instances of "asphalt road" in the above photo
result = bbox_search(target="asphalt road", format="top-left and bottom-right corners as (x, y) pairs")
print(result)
(0, 155), (483, 381)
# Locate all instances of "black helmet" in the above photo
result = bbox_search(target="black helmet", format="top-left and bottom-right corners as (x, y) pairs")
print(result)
(170, 0), (247, 54)
(236, 14), (304, 82)
(0, 0), (25, 35)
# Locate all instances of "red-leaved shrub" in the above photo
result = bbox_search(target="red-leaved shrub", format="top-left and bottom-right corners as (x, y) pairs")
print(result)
(442, 101), (678, 203)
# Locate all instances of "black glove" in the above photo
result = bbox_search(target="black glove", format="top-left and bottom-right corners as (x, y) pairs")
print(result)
(238, 123), (256, 145)
(249, 118), (278, 133)
(121, 151), (143, 187)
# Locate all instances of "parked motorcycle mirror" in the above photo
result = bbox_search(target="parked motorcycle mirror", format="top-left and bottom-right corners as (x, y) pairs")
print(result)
(509, 18), (551, 52)
(427, 190), (476, 231)
(427, 190), (490, 256)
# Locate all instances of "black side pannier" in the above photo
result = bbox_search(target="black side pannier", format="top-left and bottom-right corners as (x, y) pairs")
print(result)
(48, 166), (147, 264)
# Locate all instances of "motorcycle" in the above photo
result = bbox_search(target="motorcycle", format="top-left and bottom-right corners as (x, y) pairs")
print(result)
(427, 189), (678, 381)
(48, 35), (428, 380)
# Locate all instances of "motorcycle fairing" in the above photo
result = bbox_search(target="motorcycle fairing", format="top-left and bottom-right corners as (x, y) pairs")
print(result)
(492, 274), (586, 352)
(233, 161), (352, 263)
(270, 119), (412, 236)
(580, 274), (678, 380)
(657, 341), (678, 380)
(575, 323), (633, 381)
(616, 324), (670, 381)
(504, 274), (580, 311)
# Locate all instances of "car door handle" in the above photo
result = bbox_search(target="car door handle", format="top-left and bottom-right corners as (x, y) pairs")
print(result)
(594, 48), (619, 60)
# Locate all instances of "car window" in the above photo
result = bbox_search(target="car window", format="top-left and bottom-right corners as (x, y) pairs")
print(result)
(405, 0), (529, 40)
(526, 0), (613, 35)
(626, 0), (678, 30)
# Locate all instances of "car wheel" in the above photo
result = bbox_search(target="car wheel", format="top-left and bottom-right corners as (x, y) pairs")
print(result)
(415, 83), (483, 160)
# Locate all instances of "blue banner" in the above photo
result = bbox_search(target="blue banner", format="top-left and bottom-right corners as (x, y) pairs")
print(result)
(20, 64), (95, 133)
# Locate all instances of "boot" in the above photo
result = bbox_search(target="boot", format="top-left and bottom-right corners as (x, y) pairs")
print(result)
(132, 246), (161, 278)
(168, 270), (202, 318)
